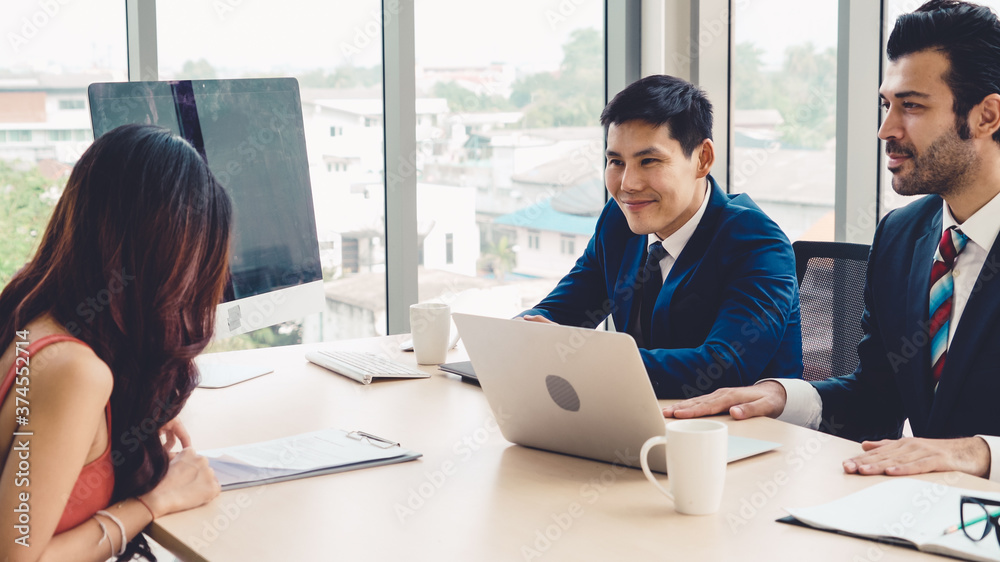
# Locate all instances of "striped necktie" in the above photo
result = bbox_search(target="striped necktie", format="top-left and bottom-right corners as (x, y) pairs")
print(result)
(640, 242), (669, 346)
(928, 226), (969, 383)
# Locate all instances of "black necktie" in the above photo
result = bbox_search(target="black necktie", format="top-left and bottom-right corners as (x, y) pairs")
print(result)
(640, 242), (669, 346)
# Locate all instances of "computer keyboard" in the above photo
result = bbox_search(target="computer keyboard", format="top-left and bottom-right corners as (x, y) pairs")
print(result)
(305, 350), (430, 385)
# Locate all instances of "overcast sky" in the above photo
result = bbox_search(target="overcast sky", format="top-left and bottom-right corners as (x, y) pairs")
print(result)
(734, 0), (836, 70)
(1, 0), (602, 77)
(6, 0), (1000, 78)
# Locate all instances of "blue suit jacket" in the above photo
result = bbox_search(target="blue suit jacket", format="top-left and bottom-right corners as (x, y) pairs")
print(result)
(522, 176), (803, 398)
(814, 194), (1000, 441)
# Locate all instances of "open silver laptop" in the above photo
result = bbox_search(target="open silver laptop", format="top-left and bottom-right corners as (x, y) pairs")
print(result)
(452, 313), (780, 473)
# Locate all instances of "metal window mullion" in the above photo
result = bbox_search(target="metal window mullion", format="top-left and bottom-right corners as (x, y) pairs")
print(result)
(606, 0), (641, 110)
(640, 0), (666, 77)
(383, 0), (418, 334)
(125, 0), (157, 81)
(835, 0), (881, 243)
(691, 0), (731, 192)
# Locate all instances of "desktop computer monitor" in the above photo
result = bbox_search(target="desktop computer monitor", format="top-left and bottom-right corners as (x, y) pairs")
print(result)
(88, 78), (324, 345)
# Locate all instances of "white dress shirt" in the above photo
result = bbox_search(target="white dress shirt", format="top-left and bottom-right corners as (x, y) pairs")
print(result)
(768, 190), (1000, 481)
(646, 179), (712, 281)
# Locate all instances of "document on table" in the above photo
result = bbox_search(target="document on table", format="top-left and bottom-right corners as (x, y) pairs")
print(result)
(781, 478), (1000, 562)
(202, 428), (421, 490)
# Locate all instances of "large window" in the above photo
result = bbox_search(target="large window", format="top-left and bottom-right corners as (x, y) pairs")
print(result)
(413, 0), (606, 319)
(0, 1), (125, 291)
(730, 0), (839, 241)
(2, 0), (613, 346)
(158, 0), (386, 347)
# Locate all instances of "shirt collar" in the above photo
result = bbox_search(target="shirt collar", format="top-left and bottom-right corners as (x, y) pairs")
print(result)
(647, 179), (712, 258)
(942, 190), (1000, 253)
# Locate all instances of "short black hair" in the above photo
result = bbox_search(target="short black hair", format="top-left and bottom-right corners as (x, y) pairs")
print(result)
(887, 0), (1000, 143)
(599, 74), (713, 158)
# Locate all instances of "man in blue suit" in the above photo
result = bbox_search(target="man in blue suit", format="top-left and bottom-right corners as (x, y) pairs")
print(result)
(521, 75), (803, 399)
(666, 0), (1000, 480)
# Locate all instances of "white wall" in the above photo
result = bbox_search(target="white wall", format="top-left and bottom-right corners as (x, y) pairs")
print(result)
(511, 226), (587, 278)
(417, 183), (478, 276)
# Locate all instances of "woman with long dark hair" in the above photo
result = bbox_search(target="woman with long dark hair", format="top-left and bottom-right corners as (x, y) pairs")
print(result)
(0, 124), (232, 561)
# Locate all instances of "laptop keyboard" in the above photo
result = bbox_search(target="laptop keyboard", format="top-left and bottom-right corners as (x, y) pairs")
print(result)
(305, 350), (428, 384)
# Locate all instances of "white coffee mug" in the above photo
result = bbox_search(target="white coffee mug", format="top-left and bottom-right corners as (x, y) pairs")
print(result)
(409, 303), (451, 365)
(639, 419), (728, 515)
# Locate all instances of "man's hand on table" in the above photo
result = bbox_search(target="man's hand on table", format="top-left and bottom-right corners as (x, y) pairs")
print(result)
(663, 382), (992, 478)
(662, 381), (788, 420)
(844, 436), (991, 478)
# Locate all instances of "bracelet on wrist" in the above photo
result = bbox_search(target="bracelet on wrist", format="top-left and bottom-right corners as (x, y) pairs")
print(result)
(136, 495), (156, 520)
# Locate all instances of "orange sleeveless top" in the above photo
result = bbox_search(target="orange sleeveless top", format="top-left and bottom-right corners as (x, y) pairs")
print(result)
(1, 335), (114, 533)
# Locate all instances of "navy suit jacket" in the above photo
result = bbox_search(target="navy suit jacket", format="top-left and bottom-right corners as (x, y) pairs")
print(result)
(814, 194), (1000, 441)
(522, 176), (803, 398)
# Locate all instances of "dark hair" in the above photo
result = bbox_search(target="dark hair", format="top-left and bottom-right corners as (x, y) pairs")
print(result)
(887, 0), (1000, 143)
(0, 124), (232, 560)
(599, 74), (714, 158)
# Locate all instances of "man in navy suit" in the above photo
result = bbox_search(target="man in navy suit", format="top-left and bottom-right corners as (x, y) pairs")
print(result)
(521, 75), (803, 399)
(666, 0), (1000, 480)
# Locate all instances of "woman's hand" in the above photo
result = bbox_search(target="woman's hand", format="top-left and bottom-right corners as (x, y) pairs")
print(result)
(160, 418), (192, 459)
(140, 448), (221, 518)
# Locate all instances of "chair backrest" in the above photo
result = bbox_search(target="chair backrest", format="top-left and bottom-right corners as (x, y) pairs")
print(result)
(793, 241), (870, 382)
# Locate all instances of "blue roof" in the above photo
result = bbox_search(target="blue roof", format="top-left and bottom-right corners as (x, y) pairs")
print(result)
(494, 200), (598, 236)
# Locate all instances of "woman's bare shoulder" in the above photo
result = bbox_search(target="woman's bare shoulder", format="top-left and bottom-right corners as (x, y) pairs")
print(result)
(21, 316), (113, 400)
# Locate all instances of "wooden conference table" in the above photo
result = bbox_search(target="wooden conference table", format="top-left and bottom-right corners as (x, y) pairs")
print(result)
(150, 335), (1000, 561)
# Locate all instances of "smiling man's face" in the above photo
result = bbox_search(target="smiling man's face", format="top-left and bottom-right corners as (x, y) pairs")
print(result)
(878, 49), (979, 197)
(604, 120), (710, 239)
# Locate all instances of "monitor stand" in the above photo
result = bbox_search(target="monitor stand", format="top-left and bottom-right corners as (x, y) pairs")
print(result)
(196, 361), (274, 389)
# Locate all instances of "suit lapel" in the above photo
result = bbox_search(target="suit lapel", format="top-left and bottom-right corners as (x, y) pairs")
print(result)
(612, 234), (646, 334)
(650, 178), (727, 342)
(928, 228), (1000, 433)
(904, 213), (940, 434)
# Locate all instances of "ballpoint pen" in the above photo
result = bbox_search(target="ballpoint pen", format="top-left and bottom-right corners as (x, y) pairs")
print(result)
(347, 430), (400, 449)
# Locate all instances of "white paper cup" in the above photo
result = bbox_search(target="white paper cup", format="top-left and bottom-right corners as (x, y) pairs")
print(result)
(640, 419), (728, 515)
(409, 303), (451, 365)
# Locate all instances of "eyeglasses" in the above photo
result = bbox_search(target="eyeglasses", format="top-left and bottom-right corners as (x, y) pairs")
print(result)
(960, 496), (1000, 546)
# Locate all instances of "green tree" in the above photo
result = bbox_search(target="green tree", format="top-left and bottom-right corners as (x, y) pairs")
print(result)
(732, 42), (837, 149)
(478, 236), (517, 281)
(561, 28), (603, 76)
(433, 81), (512, 113)
(0, 162), (61, 291)
(511, 27), (603, 128)
(297, 65), (382, 89)
(510, 72), (558, 108)
(732, 42), (772, 110)
(775, 43), (837, 149)
(181, 58), (217, 79)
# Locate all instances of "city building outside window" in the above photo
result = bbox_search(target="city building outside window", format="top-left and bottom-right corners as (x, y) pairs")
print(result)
(414, 0), (605, 318)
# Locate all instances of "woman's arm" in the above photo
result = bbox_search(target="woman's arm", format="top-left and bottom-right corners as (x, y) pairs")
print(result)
(31, 449), (219, 562)
(0, 343), (113, 562)
(0, 344), (219, 562)
(33, 498), (154, 562)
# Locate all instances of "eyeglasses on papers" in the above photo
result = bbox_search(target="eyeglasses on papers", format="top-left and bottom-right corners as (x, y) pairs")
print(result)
(959, 495), (1000, 546)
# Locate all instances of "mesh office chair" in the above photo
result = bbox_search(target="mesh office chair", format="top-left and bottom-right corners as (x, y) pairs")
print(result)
(793, 241), (870, 382)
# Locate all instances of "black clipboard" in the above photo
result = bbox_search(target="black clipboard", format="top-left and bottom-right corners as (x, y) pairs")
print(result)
(438, 361), (479, 385)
